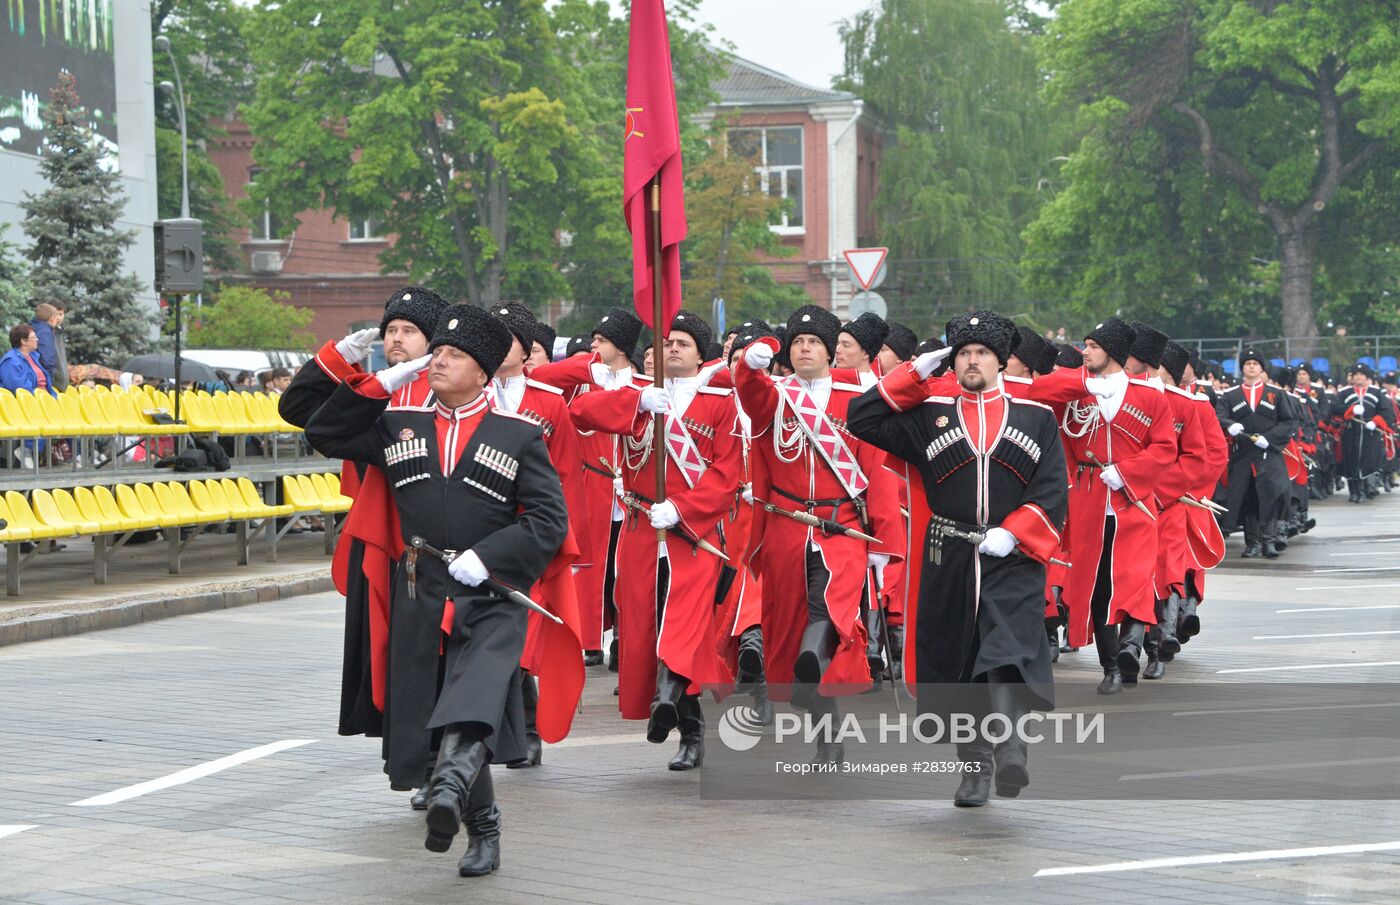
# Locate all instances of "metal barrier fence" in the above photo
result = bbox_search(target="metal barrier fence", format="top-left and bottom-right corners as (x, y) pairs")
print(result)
(1174, 336), (1400, 376)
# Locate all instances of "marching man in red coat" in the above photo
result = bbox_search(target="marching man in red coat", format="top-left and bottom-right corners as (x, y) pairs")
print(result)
(571, 311), (741, 770)
(734, 305), (903, 764)
(1029, 317), (1177, 694)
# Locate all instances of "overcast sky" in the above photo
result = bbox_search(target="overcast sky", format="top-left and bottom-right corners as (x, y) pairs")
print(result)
(689, 0), (875, 90)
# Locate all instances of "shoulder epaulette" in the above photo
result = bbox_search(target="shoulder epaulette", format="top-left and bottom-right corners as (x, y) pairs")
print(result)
(525, 378), (563, 396)
(1009, 397), (1053, 412)
(697, 385), (733, 397)
(831, 381), (865, 393)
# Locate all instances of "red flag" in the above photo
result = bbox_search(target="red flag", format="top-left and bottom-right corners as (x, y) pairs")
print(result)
(624, 0), (687, 329)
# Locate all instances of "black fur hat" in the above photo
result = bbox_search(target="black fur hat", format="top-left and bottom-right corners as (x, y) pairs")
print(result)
(945, 309), (1017, 366)
(489, 301), (537, 351)
(565, 335), (590, 357)
(1011, 327), (1057, 376)
(1128, 321), (1170, 370)
(1239, 348), (1269, 371)
(591, 307), (643, 354)
(840, 311), (890, 361)
(380, 286), (450, 340)
(430, 304), (514, 377)
(883, 321), (918, 362)
(1085, 317), (1136, 367)
(1055, 343), (1084, 369)
(785, 305), (842, 362)
(1162, 341), (1191, 385)
(668, 310), (714, 357)
(729, 319), (776, 361)
(534, 321), (557, 357)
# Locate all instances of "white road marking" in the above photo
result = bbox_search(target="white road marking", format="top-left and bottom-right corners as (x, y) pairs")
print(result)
(70, 740), (315, 807)
(1294, 584), (1400, 591)
(1034, 840), (1400, 877)
(1217, 660), (1400, 674)
(1120, 756), (1400, 782)
(1278, 604), (1400, 613)
(1328, 551), (1400, 556)
(1172, 701), (1400, 717)
(0, 825), (36, 840)
(1254, 630), (1400, 640)
(1311, 566), (1400, 574)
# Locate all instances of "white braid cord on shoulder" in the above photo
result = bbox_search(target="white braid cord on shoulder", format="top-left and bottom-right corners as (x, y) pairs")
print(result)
(624, 418), (654, 471)
(772, 385), (806, 463)
(1061, 398), (1101, 439)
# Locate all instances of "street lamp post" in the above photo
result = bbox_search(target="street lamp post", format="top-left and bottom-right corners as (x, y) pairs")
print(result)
(155, 35), (188, 423)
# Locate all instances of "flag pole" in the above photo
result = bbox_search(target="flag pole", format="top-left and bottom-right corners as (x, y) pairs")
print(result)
(651, 175), (668, 542)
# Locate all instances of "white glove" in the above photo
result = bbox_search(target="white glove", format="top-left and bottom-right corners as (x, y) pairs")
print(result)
(1253, 435), (1270, 449)
(741, 483), (753, 505)
(1366, 420), (1378, 432)
(448, 549), (489, 587)
(612, 476), (625, 498)
(744, 343), (774, 370)
(1099, 464), (1125, 491)
(1085, 376), (1114, 399)
(648, 500), (680, 529)
(639, 386), (671, 414)
(912, 346), (951, 379)
(335, 326), (380, 363)
(697, 360), (727, 388)
(867, 552), (891, 588)
(1353, 403), (1366, 418)
(978, 527), (1017, 558)
(375, 355), (431, 394)
(1227, 422), (1245, 437)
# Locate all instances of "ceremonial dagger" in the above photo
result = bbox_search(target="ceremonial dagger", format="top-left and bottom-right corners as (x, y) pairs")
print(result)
(755, 498), (881, 544)
(1179, 493), (1228, 514)
(600, 459), (728, 560)
(935, 521), (1072, 568)
(1085, 451), (1154, 518)
(408, 536), (563, 624)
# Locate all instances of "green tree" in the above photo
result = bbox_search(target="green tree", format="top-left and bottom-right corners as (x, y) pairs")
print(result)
(0, 233), (33, 329)
(21, 73), (152, 363)
(838, 0), (1066, 325)
(1031, 0), (1400, 341)
(152, 0), (251, 272)
(187, 285), (316, 350)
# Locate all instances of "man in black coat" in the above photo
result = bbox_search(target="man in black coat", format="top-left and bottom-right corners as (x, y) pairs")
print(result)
(1337, 363), (1398, 501)
(1215, 349), (1296, 557)
(849, 310), (1068, 808)
(307, 304), (568, 878)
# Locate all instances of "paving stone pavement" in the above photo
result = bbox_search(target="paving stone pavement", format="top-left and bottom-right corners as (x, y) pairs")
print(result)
(3, 492), (1400, 904)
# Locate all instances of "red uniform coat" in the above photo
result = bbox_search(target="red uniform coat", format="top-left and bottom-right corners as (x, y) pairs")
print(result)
(1152, 381), (1214, 600)
(734, 338), (904, 697)
(1029, 369), (1177, 646)
(570, 377), (740, 719)
(1185, 392), (1230, 601)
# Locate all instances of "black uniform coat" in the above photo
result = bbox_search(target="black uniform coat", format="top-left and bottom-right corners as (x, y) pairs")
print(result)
(848, 379), (1067, 716)
(306, 383), (568, 787)
(1337, 385), (1395, 481)
(1215, 383), (1296, 528)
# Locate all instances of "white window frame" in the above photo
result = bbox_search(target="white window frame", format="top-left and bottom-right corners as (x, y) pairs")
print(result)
(246, 168), (286, 243)
(729, 126), (805, 236)
(347, 215), (383, 242)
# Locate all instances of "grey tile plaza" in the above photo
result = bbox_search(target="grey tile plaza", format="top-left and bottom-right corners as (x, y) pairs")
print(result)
(2, 494), (1400, 903)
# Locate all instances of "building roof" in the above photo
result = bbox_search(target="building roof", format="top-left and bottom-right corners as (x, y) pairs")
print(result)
(712, 54), (856, 107)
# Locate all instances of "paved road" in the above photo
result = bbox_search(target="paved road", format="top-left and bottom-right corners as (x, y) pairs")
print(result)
(3, 493), (1400, 904)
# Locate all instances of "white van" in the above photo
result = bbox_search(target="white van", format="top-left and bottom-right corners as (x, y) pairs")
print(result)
(181, 349), (314, 379)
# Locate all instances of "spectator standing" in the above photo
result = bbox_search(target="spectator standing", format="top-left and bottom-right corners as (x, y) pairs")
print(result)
(29, 303), (68, 391)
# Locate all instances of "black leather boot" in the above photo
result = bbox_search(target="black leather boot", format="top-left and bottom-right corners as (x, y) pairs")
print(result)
(607, 637), (619, 672)
(1046, 618), (1060, 663)
(792, 620), (837, 711)
(583, 649), (604, 666)
(1159, 593), (1183, 655)
(424, 725), (489, 854)
(749, 680), (775, 727)
(1179, 596), (1201, 641)
(410, 759), (434, 809)
(888, 625), (905, 681)
(647, 663), (688, 743)
(1142, 625), (1165, 680)
(669, 695), (705, 770)
(456, 769), (501, 877)
(1117, 618), (1145, 686)
(736, 625), (764, 685)
(1094, 621), (1121, 695)
(809, 696), (844, 766)
(507, 672), (542, 769)
(953, 740), (994, 807)
(864, 606), (885, 688)
(1097, 667), (1122, 695)
(988, 681), (1029, 798)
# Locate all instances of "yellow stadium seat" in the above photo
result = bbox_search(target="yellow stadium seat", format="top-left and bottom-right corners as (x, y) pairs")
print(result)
(3, 491), (61, 540)
(89, 392), (140, 435)
(31, 489), (97, 536)
(237, 392), (279, 432)
(237, 478), (294, 518)
(186, 480), (230, 521)
(52, 488), (117, 534)
(93, 485), (158, 531)
(59, 392), (103, 436)
(118, 484), (176, 529)
(14, 389), (58, 438)
(138, 482), (191, 528)
(35, 391), (80, 436)
(202, 480), (249, 520)
(73, 486), (138, 533)
(159, 481), (220, 524)
(309, 473), (352, 513)
(0, 390), (27, 439)
(282, 474), (318, 512)
(0, 496), (35, 543)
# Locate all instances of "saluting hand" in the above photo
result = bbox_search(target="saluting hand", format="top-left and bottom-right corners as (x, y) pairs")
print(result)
(913, 346), (951, 379)
(744, 343), (774, 370)
(375, 355), (431, 395)
(335, 326), (380, 364)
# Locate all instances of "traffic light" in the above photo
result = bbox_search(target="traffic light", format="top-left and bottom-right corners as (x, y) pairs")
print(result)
(153, 218), (204, 294)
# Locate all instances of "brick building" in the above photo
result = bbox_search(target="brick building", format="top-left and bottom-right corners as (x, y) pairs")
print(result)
(209, 54), (879, 341)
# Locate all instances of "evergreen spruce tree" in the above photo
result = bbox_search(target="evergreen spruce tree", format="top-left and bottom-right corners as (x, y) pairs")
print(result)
(22, 72), (153, 363)
(0, 232), (33, 328)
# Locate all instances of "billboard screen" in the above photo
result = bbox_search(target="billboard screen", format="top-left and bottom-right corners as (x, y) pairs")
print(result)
(0, 0), (118, 158)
